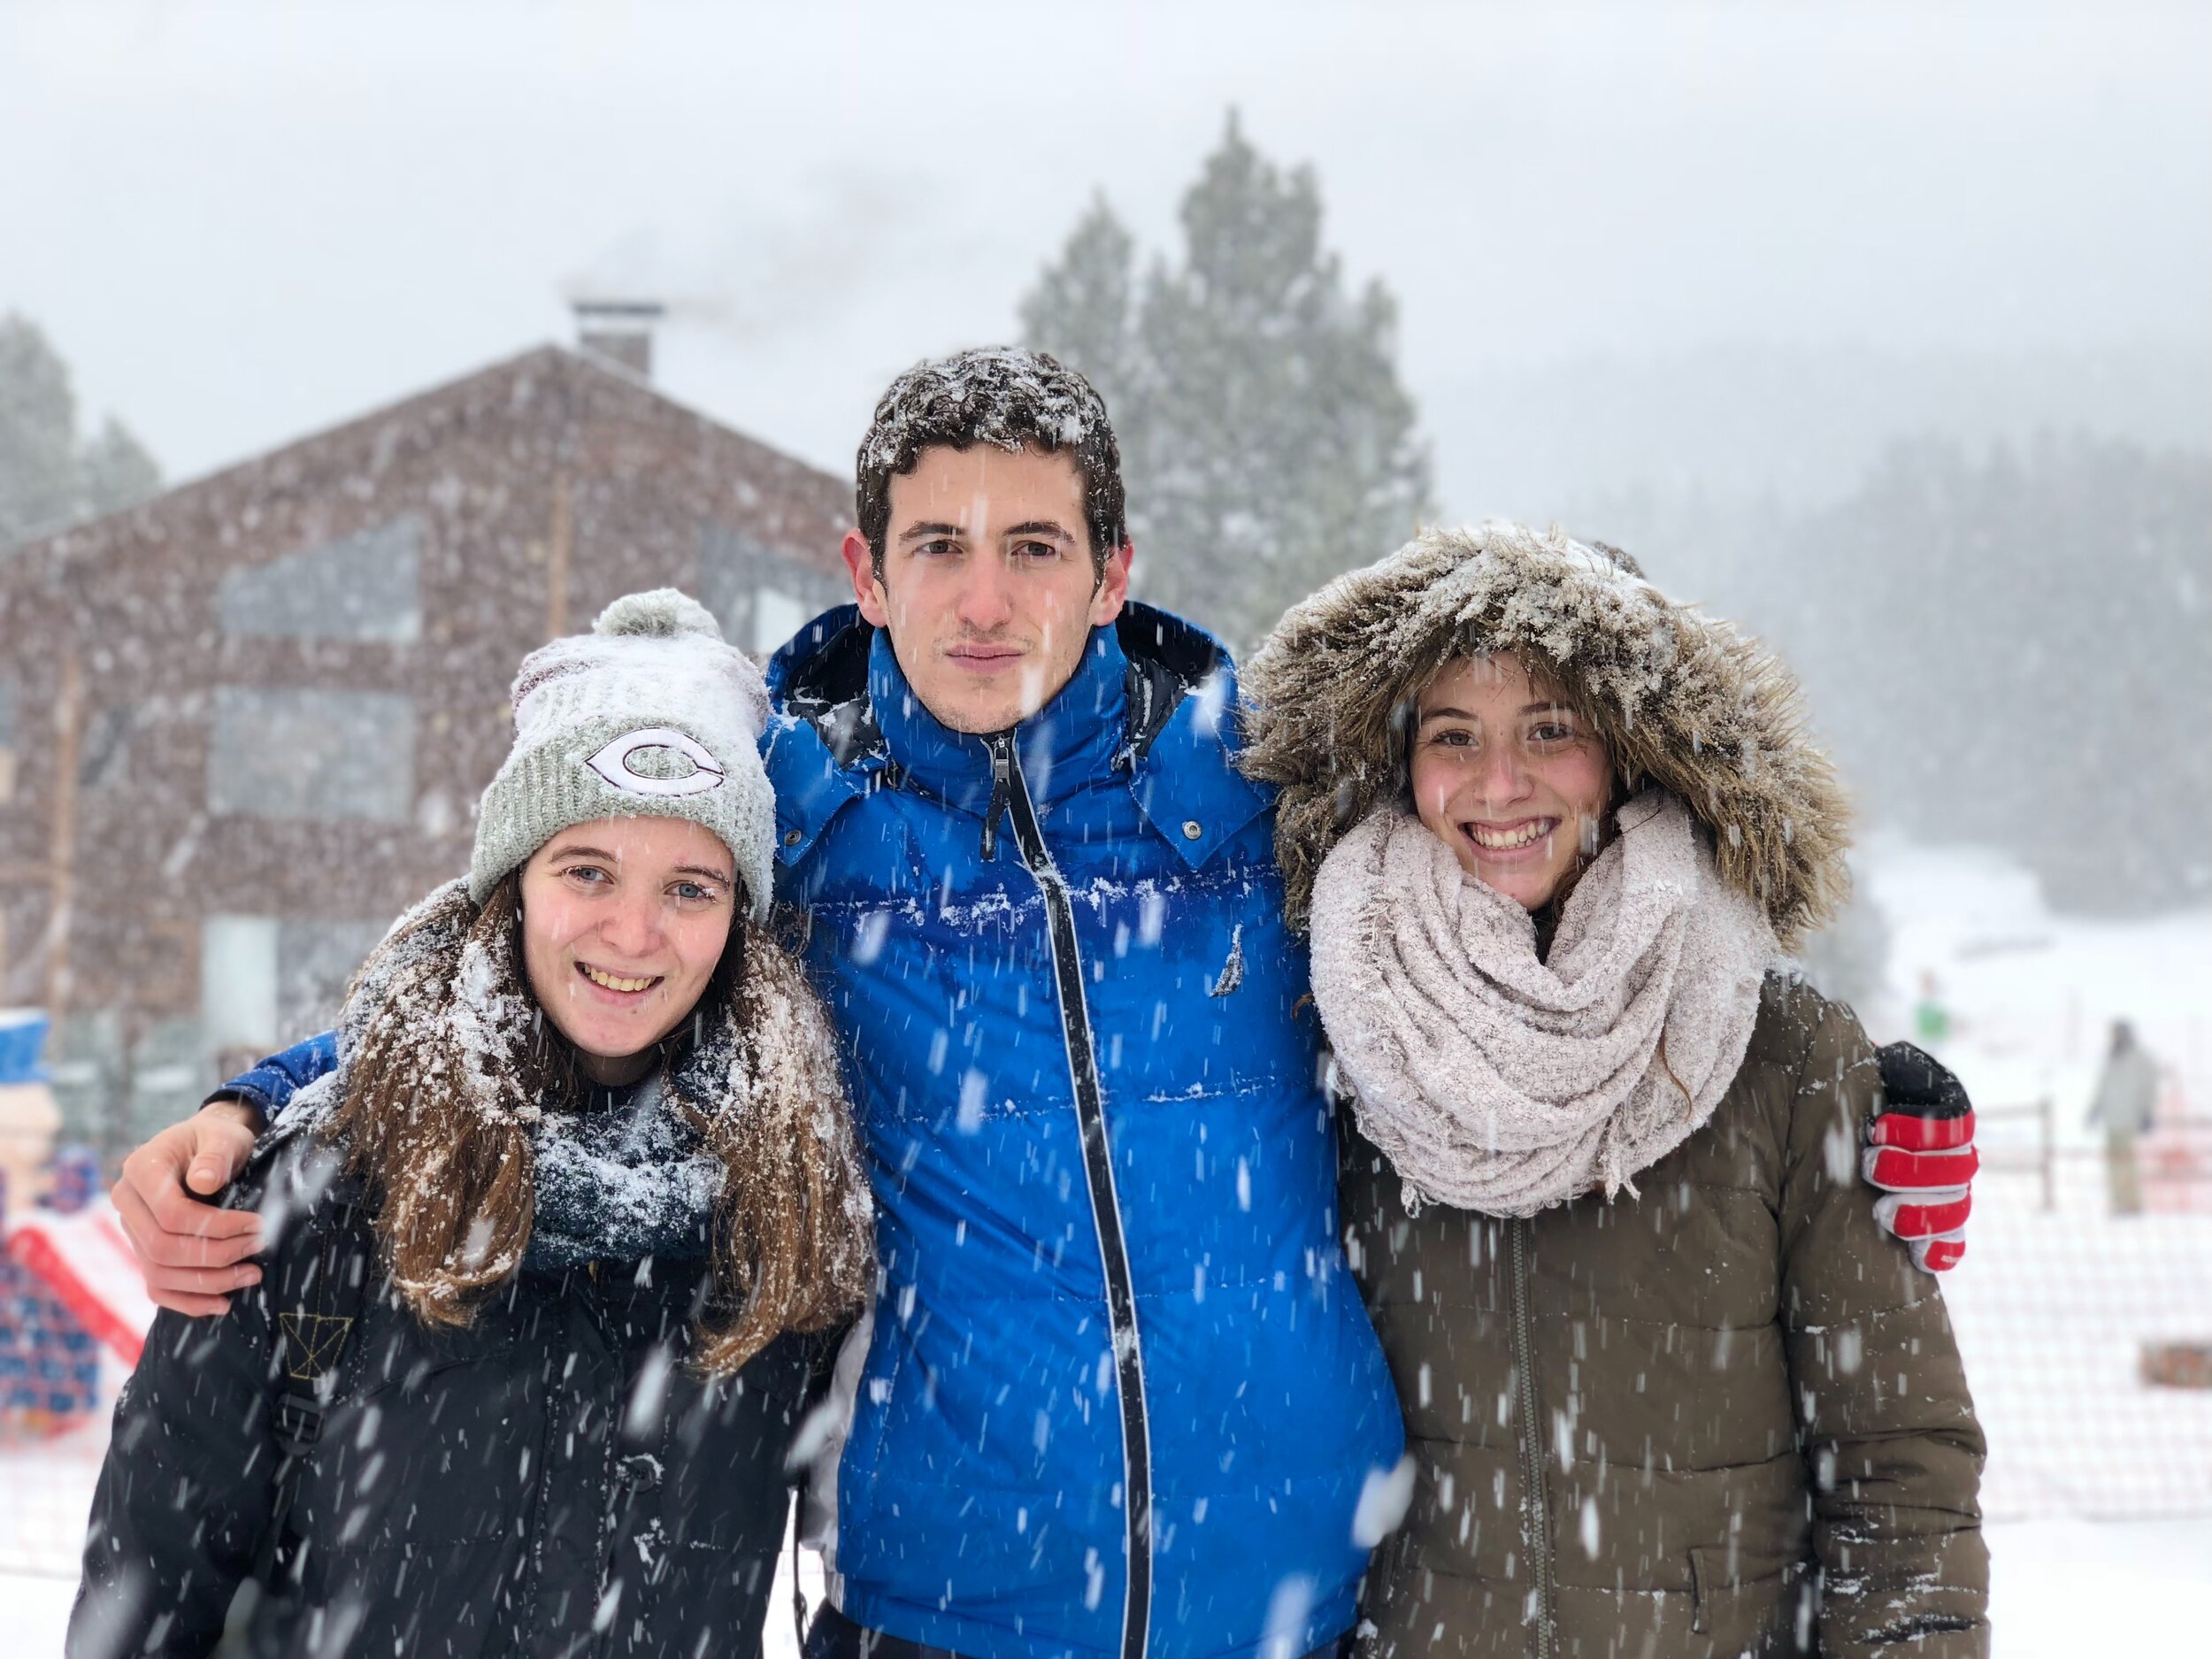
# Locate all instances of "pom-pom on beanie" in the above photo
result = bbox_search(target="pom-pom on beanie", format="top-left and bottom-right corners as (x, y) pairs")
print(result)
(469, 589), (776, 919)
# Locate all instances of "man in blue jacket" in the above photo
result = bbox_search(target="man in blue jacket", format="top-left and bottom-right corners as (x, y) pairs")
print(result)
(113, 347), (1406, 1659)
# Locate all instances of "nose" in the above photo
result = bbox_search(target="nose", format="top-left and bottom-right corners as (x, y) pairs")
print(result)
(594, 889), (664, 962)
(1477, 739), (1532, 811)
(956, 554), (1018, 633)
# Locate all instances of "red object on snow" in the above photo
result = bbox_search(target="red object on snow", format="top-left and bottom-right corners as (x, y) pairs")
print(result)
(4, 1202), (158, 1366)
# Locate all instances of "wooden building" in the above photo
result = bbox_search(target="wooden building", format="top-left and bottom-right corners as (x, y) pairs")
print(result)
(0, 328), (853, 1153)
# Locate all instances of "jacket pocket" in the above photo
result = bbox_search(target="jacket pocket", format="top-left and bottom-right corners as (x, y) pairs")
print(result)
(1688, 1544), (1808, 1652)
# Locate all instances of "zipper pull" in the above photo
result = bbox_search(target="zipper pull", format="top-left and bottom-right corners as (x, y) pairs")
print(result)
(981, 733), (1013, 859)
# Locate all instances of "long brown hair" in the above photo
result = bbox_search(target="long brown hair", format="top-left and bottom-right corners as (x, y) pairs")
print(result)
(326, 878), (872, 1375)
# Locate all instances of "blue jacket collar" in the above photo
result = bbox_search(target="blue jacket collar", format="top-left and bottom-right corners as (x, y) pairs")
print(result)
(870, 625), (1130, 818)
(764, 603), (1274, 872)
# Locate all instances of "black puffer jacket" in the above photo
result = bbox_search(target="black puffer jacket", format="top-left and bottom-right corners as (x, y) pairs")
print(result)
(71, 1120), (818, 1659)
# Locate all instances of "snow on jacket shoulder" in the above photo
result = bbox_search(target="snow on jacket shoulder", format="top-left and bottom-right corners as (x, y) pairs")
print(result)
(764, 604), (1404, 1659)
(73, 1102), (814, 1659)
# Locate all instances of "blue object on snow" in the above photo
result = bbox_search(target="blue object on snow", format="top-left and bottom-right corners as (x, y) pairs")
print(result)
(0, 1010), (50, 1085)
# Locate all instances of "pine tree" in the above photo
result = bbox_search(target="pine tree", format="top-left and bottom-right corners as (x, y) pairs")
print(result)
(1018, 194), (1142, 433)
(0, 312), (162, 549)
(78, 416), (163, 520)
(1020, 115), (1432, 647)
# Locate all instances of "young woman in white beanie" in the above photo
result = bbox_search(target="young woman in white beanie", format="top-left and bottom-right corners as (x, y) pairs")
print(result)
(72, 591), (872, 1659)
(1240, 526), (1987, 1659)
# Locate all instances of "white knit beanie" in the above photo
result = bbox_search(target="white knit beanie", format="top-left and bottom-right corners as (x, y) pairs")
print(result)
(469, 589), (776, 919)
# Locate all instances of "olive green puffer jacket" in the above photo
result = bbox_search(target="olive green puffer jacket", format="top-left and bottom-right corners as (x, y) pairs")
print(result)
(1341, 973), (1988, 1659)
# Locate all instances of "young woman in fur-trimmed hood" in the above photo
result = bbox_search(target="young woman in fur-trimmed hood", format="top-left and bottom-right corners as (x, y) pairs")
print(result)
(1242, 524), (1987, 1659)
(74, 592), (872, 1659)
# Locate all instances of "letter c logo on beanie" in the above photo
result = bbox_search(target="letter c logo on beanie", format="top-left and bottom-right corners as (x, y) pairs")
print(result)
(586, 726), (726, 798)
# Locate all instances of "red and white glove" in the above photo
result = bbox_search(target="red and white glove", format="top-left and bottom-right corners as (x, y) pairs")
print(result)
(1865, 1041), (1977, 1272)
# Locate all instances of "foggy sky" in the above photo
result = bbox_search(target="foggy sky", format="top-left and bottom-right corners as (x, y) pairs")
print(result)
(4, 0), (2207, 519)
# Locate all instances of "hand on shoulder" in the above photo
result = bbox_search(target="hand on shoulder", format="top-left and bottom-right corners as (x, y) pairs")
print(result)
(110, 1099), (265, 1316)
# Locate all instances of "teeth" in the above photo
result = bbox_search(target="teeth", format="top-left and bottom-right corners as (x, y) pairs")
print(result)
(1470, 820), (1552, 850)
(582, 964), (656, 993)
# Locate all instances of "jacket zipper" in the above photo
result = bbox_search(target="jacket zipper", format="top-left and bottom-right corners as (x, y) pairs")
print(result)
(987, 730), (1153, 1659)
(1511, 1218), (1555, 1658)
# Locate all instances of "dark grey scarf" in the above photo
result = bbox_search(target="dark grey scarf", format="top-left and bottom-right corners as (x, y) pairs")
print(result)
(525, 1071), (725, 1272)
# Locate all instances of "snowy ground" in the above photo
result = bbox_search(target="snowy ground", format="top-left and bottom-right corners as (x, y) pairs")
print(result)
(3, 841), (2207, 1653)
(6, 1514), (2208, 1657)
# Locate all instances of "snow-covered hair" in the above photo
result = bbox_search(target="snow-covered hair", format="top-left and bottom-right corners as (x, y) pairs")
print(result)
(326, 878), (873, 1376)
(856, 346), (1126, 576)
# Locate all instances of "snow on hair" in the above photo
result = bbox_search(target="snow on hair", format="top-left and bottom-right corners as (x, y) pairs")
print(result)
(326, 879), (873, 1374)
(854, 345), (1126, 572)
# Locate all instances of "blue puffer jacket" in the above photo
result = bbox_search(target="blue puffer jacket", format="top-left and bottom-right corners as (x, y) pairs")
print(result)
(219, 603), (1403, 1659)
(767, 604), (1400, 1659)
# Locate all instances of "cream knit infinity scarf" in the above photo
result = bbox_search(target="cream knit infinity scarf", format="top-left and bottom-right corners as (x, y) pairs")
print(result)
(1310, 789), (1778, 1217)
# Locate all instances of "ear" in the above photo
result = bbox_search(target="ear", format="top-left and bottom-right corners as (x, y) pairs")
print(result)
(841, 528), (891, 628)
(1087, 540), (1133, 627)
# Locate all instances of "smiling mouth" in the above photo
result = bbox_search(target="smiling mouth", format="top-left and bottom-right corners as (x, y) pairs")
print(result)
(1463, 818), (1558, 851)
(578, 962), (661, 994)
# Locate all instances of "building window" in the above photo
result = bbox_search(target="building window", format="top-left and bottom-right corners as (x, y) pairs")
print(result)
(753, 587), (810, 656)
(218, 514), (423, 643)
(208, 687), (415, 823)
(202, 916), (278, 1053)
(203, 916), (385, 1057)
(276, 918), (387, 1038)
(698, 521), (841, 657)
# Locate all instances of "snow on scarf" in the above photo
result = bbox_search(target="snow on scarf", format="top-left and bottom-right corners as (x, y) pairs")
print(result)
(321, 879), (726, 1277)
(1310, 788), (1778, 1217)
(526, 1072), (722, 1271)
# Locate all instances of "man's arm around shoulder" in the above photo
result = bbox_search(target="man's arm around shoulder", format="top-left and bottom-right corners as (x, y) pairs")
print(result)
(111, 1032), (340, 1317)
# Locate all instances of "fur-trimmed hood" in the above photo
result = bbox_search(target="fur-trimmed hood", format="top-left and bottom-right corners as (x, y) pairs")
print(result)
(1240, 520), (1850, 947)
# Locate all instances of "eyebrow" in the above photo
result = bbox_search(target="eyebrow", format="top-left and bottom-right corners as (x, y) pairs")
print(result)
(672, 864), (735, 884)
(547, 846), (733, 885)
(1417, 701), (1578, 724)
(1003, 519), (1073, 540)
(897, 520), (965, 543)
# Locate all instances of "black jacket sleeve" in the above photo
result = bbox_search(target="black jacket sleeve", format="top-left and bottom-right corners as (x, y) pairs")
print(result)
(69, 1294), (280, 1658)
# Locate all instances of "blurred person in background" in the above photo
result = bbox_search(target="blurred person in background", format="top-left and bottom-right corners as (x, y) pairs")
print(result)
(1241, 522), (1988, 1658)
(2086, 1018), (2161, 1217)
(70, 592), (872, 1658)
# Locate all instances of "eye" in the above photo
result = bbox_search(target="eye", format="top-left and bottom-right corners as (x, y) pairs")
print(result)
(1428, 727), (1476, 749)
(911, 537), (960, 560)
(1528, 718), (1579, 746)
(1013, 539), (1064, 563)
(669, 879), (725, 905)
(561, 864), (612, 886)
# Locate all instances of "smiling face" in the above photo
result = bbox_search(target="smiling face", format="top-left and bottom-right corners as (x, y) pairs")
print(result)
(1409, 653), (1616, 911)
(842, 442), (1132, 734)
(516, 816), (739, 1085)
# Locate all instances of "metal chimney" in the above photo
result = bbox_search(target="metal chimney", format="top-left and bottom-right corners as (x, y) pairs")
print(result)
(572, 299), (664, 380)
